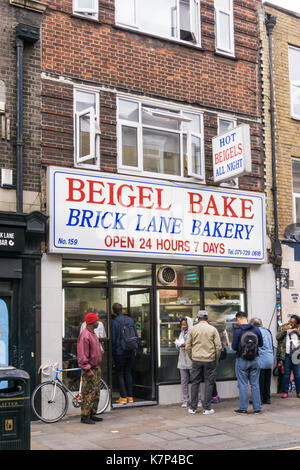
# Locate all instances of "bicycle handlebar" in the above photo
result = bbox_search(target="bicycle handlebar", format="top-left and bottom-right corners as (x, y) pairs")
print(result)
(39, 363), (81, 376)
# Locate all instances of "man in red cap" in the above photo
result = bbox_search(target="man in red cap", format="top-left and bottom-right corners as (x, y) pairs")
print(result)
(77, 312), (103, 424)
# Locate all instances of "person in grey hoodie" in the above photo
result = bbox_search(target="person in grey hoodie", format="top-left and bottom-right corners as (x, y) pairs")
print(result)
(175, 317), (202, 408)
(250, 318), (274, 404)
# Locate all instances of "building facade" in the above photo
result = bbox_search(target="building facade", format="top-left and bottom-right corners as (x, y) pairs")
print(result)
(260, 3), (300, 326)
(0, 0), (47, 390)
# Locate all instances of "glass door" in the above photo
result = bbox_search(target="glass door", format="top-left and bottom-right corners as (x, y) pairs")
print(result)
(0, 296), (10, 390)
(127, 289), (155, 402)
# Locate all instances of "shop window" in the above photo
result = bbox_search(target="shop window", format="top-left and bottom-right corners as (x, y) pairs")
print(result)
(292, 159), (300, 222)
(111, 262), (152, 286)
(214, 0), (234, 57)
(288, 46), (300, 120)
(62, 260), (107, 286)
(115, 0), (201, 47)
(117, 97), (205, 181)
(73, 0), (98, 19)
(74, 88), (100, 168)
(156, 264), (200, 288)
(204, 266), (244, 288)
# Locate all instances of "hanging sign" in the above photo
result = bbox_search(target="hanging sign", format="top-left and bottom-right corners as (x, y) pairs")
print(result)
(212, 123), (252, 182)
(48, 167), (265, 263)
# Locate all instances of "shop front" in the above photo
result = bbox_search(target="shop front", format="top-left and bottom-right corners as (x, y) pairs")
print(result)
(41, 166), (275, 409)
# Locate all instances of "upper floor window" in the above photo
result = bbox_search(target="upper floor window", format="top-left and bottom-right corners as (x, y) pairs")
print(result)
(292, 159), (300, 222)
(117, 97), (204, 181)
(289, 46), (300, 120)
(218, 115), (238, 187)
(74, 88), (100, 168)
(214, 0), (234, 56)
(115, 0), (201, 47)
(73, 0), (98, 20)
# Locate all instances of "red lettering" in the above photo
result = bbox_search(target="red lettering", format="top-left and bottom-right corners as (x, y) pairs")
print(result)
(66, 178), (85, 202)
(188, 192), (203, 214)
(204, 195), (220, 216)
(241, 198), (254, 219)
(86, 180), (105, 204)
(221, 196), (238, 218)
(137, 186), (154, 210)
(117, 184), (135, 208)
(156, 188), (172, 211)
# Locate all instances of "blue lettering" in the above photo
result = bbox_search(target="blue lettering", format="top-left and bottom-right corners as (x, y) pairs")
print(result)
(135, 214), (145, 232)
(245, 225), (254, 240)
(171, 218), (183, 235)
(191, 219), (201, 235)
(113, 212), (126, 230)
(234, 224), (245, 239)
(212, 222), (223, 237)
(66, 208), (80, 226)
(224, 223), (234, 238)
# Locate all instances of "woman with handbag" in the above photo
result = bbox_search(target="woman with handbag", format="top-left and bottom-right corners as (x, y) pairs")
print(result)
(276, 315), (300, 398)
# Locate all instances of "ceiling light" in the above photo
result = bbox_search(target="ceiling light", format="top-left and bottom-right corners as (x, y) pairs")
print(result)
(67, 281), (90, 284)
(124, 269), (147, 273)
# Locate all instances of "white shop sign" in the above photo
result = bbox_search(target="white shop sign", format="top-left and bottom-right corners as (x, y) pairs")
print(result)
(48, 167), (265, 263)
(212, 123), (252, 183)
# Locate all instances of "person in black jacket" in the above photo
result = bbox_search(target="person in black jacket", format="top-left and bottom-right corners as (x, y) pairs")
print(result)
(112, 302), (138, 405)
(232, 311), (263, 414)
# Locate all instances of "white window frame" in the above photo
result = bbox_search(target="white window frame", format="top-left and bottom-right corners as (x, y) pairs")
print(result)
(117, 96), (205, 182)
(218, 114), (238, 188)
(73, 0), (98, 19)
(74, 87), (100, 169)
(115, 0), (201, 48)
(292, 158), (300, 222)
(214, 0), (235, 57)
(289, 46), (300, 120)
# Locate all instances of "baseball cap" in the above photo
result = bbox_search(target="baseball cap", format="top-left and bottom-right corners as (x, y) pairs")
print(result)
(197, 310), (208, 319)
(85, 312), (99, 325)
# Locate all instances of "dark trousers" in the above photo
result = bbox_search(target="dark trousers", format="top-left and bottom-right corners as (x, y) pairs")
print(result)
(114, 353), (135, 398)
(259, 369), (271, 403)
(190, 360), (216, 411)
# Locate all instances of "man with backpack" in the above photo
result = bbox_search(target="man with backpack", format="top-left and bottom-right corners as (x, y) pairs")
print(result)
(232, 311), (263, 414)
(111, 302), (139, 404)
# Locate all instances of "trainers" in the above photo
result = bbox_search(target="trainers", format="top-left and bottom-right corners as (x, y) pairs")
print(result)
(203, 409), (215, 415)
(116, 397), (127, 404)
(127, 397), (134, 403)
(188, 408), (196, 414)
(181, 402), (188, 408)
(197, 400), (203, 408)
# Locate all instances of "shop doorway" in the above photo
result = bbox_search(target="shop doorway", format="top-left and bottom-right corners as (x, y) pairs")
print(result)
(0, 296), (10, 388)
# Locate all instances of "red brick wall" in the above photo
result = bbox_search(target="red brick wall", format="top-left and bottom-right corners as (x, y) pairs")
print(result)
(41, 0), (263, 193)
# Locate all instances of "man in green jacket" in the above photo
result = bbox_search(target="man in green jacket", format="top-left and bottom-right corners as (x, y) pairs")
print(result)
(276, 315), (300, 398)
(186, 310), (222, 415)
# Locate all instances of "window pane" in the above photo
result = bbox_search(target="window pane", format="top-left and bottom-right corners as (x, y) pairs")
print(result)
(115, 0), (136, 25)
(218, 11), (231, 50)
(119, 99), (139, 122)
(79, 112), (91, 158)
(143, 128), (181, 175)
(219, 118), (235, 135)
(296, 198), (300, 223)
(289, 47), (300, 81)
(139, 0), (177, 39)
(191, 135), (201, 175)
(62, 260), (108, 286)
(142, 107), (179, 130)
(182, 112), (201, 133)
(292, 84), (300, 116)
(292, 160), (300, 193)
(122, 126), (138, 167)
(204, 266), (244, 288)
(156, 264), (200, 287)
(75, 91), (95, 112)
(205, 290), (244, 324)
(111, 262), (152, 285)
(76, 0), (96, 9)
(215, 0), (230, 10)
(180, 0), (194, 42)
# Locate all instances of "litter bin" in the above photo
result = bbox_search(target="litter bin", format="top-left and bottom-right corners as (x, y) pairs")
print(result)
(0, 366), (31, 450)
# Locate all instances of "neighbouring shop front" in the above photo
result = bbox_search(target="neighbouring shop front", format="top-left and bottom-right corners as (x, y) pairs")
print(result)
(40, 166), (275, 409)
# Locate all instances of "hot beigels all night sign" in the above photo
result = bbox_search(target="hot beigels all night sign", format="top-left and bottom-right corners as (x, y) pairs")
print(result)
(48, 167), (265, 263)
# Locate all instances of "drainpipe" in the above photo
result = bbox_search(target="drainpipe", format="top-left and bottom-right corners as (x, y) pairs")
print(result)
(265, 14), (282, 326)
(15, 24), (39, 214)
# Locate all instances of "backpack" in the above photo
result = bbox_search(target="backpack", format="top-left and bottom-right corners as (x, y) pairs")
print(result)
(238, 326), (258, 361)
(116, 315), (139, 352)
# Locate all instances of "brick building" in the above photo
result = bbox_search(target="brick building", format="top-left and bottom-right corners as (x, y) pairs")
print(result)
(0, 0), (47, 390)
(260, 3), (300, 324)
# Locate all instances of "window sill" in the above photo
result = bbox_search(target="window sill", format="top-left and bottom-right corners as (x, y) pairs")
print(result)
(113, 24), (204, 52)
(71, 13), (100, 24)
(214, 51), (237, 61)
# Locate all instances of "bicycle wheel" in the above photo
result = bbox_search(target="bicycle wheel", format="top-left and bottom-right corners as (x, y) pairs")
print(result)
(96, 379), (110, 414)
(31, 381), (69, 423)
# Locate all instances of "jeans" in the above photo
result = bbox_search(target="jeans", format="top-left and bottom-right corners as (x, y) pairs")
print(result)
(190, 360), (216, 411)
(235, 357), (261, 411)
(114, 353), (135, 398)
(179, 369), (202, 403)
(283, 354), (300, 394)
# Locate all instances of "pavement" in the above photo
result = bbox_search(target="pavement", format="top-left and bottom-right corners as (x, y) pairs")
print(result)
(30, 395), (300, 451)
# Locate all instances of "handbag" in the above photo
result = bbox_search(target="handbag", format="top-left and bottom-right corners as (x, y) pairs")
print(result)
(220, 344), (227, 361)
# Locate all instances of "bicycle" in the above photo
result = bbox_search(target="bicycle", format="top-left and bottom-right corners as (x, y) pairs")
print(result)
(31, 363), (110, 423)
